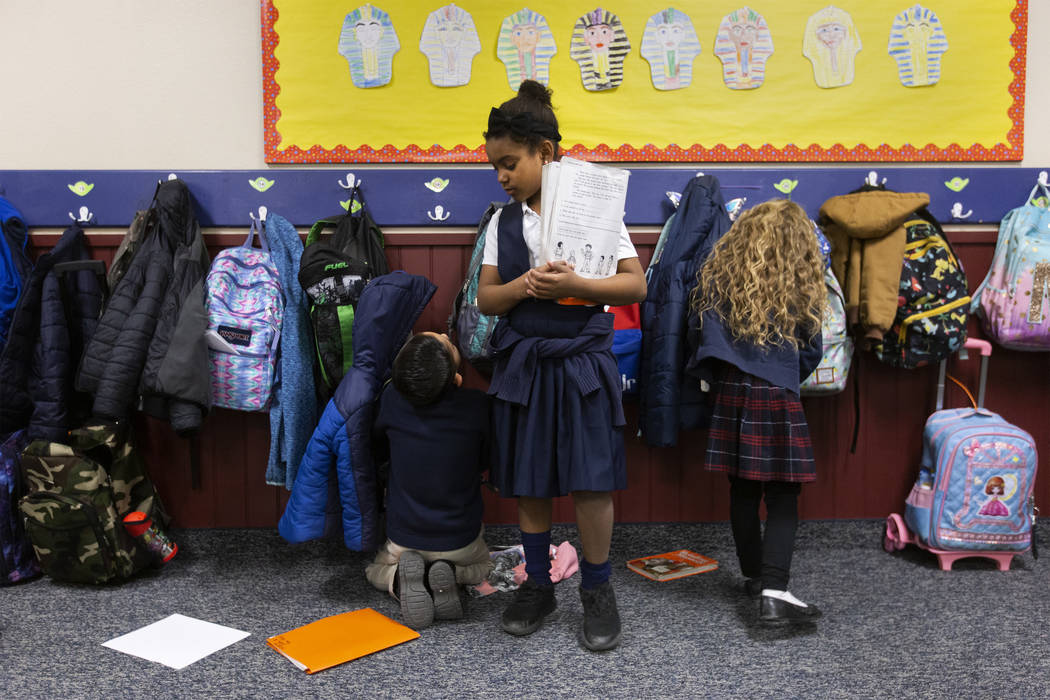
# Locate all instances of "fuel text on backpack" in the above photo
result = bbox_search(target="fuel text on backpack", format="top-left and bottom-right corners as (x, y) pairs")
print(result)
(301, 186), (389, 398)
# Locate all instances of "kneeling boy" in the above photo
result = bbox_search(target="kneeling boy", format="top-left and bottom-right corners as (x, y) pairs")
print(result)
(366, 332), (492, 629)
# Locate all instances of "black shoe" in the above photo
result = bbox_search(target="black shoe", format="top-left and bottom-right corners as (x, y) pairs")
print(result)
(758, 594), (823, 626)
(397, 551), (433, 630)
(744, 578), (762, 599)
(579, 581), (621, 651)
(501, 579), (556, 636)
(428, 560), (463, 621)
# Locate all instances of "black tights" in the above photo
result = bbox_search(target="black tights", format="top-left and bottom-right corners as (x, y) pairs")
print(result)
(728, 476), (801, 592)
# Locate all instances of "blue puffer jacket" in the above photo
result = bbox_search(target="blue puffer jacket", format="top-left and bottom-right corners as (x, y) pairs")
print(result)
(638, 175), (731, 448)
(279, 271), (436, 551)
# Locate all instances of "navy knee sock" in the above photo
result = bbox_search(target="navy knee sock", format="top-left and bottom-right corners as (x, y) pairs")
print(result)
(580, 558), (611, 590)
(521, 530), (552, 587)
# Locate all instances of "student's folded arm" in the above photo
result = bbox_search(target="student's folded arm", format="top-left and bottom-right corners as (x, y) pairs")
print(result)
(477, 264), (529, 316)
(570, 257), (648, 306)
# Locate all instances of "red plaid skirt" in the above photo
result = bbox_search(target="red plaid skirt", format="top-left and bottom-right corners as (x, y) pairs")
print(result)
(704, 364), (816, 482)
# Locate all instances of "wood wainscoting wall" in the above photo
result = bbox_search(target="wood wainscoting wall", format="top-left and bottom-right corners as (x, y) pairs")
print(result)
(26, 228), (1049, 528)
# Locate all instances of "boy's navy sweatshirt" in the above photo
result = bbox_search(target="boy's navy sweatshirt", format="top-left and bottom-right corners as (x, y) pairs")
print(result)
(374, 383), (490, 552)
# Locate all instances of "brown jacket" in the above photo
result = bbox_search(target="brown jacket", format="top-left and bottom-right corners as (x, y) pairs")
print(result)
(819, 191), (930, 343)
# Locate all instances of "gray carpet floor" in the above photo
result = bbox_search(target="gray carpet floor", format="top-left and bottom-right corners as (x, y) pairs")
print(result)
(3, 520), (1048, 699)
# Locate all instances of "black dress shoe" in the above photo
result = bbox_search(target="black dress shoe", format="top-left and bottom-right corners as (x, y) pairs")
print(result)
(501, 579), (556, 636)
(744, 578), (762, 599)
(759, 595), (823, 625)
(579, 582), (622, 651)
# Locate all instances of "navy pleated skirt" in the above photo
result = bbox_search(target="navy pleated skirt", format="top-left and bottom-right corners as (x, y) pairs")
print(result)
(489, 310), (627, 499)
(704, 364), (816, 483)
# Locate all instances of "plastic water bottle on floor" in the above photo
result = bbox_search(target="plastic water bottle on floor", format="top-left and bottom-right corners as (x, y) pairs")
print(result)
(122, 511), (178, 564)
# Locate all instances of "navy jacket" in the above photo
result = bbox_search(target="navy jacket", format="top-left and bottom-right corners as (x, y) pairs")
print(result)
(279, 271), (436, 551)
(0, 224), (104, 441)
(686, 310), (823, 395)
(638, 175), (731, 447)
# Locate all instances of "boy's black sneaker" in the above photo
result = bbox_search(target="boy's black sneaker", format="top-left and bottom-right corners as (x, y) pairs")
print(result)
(500, 579), (556, 636)
(428, 560), (463, 620)
(579, 581), (621, 651)
(397, 550), (433, 629)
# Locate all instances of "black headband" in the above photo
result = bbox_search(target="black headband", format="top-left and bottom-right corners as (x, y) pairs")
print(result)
(487, 107), (561, 142)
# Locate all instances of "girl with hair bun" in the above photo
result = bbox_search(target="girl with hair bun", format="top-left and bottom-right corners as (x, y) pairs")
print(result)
(477, 79), (647, 651)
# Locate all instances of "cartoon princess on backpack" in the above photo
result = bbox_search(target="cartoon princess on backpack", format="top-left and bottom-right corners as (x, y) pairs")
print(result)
(978, 476), (1010, 517)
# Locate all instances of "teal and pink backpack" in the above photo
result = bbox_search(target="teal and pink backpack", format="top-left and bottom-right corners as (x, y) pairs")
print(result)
(205, 219), (284, 411)
(971, 181), (1050, 351)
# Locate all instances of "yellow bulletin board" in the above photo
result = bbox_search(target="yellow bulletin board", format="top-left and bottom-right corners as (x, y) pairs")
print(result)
(262, 1), (1026, 163)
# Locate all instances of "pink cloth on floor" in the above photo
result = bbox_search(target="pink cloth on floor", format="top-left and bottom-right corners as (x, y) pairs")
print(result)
(470, 541), (579, 596)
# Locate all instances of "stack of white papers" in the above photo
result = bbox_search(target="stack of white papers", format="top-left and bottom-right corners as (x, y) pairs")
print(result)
(540, 157), (630, 279)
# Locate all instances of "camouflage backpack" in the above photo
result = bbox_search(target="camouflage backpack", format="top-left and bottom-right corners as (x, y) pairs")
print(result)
(19, 422), (168, 584)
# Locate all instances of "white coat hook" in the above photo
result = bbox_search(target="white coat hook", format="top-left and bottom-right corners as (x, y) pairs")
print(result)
(337, 172), (360, 189)
(159, 172), (178, 184)
(68, 205), (94, 223)
(249, 206), (268, 222)
(427, 204), (451, 222)
(866, 170), (886, 187)
(950, 203), (973, 220)
(1038, 171), (1048, 187)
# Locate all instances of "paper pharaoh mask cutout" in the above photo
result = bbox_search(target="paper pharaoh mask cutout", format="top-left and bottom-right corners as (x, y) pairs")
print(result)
(338, 5), (400, 88)
(569, 8), (631, 91)
(497, 9), (557, 90)
(640, 8), (701, 90)
(419, 4), (481, 87)
(888, 4), (948, 87)
(713, 7), (774, 90)
(803, 6), (862, 88)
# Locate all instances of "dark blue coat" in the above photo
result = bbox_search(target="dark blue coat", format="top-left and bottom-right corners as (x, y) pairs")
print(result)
(0, 224), (104, 441)
(279, 271), (436, 551)
(638, 175), (731, 448)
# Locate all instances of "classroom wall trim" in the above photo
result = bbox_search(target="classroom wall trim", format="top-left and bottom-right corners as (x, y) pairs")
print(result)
(3, 168), (1049, 230)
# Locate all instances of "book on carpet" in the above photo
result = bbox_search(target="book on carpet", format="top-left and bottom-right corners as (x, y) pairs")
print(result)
(266, 608), (419, 674)
(540, 157), (629, 304)
(626, 549), (719, 581)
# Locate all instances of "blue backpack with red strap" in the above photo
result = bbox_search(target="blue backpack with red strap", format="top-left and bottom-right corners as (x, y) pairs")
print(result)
(610, 303), (641, 396)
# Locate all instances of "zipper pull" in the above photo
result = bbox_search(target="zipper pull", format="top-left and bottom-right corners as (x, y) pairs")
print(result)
(1030, 498), (1039, 560)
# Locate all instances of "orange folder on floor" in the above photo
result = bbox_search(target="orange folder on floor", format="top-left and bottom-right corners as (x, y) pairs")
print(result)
(266, 608), (419, 674)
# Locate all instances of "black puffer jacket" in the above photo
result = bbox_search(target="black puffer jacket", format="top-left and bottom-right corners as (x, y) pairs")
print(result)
(76, 179), (212, 436)
(0, 224), (104, 441)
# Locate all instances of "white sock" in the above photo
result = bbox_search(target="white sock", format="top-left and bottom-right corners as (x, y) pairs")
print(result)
(761, 589), (808, 607)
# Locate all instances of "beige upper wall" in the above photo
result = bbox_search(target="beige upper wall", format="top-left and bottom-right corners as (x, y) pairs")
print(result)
(1, 0), (1046, 169)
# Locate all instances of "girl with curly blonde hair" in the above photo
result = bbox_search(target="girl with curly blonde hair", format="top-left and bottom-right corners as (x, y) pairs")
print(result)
(687, 198), (826, 626)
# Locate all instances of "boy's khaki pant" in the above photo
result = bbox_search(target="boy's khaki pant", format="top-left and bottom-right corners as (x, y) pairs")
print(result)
(365, 528), (493, 596)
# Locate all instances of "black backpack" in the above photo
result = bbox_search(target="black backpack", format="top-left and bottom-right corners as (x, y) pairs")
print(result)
(300, 187), (389, 398)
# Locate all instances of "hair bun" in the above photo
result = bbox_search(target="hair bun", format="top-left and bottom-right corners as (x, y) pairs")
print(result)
(517, 79), (553, 108)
